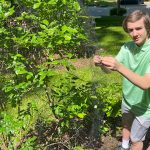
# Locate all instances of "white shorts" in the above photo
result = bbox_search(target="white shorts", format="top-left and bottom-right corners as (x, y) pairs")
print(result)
(121, 102), (150, 142)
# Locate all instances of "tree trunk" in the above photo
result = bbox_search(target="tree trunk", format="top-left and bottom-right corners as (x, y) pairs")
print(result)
(78, 0), (85, 5)
(117, 0), (121, 15)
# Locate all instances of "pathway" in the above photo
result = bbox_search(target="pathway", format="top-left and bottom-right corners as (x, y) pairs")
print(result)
(86, 2), (150, 17)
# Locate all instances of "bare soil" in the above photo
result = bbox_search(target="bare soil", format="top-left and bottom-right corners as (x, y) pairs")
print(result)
(99, 133), (150, 150)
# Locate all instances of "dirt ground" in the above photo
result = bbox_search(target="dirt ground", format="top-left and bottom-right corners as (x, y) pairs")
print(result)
(99, 134), (150, 150)
(99, 135), (119, 150)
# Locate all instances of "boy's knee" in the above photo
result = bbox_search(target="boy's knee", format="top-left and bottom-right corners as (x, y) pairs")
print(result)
(130, 139), (143, 150)
(130, 135), (142, 143)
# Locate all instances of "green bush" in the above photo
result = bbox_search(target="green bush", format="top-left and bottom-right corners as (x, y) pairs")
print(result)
(110, 7), (127, 16)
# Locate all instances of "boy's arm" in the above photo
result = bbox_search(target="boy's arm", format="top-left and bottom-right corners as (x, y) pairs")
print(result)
(117, 63), (150, 90)
(101, 56), (150, 90)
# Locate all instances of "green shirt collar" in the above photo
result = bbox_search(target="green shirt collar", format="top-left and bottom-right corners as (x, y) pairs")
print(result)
(134, 38), (150, 51)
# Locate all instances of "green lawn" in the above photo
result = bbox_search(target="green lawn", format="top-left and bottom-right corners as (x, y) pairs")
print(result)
(95, 16), (130, 55)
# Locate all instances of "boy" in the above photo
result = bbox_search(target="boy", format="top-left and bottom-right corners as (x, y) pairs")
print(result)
(94, 10), (150, 150)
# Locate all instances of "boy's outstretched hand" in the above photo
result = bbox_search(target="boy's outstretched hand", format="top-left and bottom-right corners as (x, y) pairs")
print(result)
(93, 55), (103, 66)
(93, 55), (120, 71)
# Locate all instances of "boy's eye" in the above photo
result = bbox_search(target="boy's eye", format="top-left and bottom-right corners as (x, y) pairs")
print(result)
(128, 29), (133, 33)
(135, 27), (142, 30)
(127, 27), (142, 33)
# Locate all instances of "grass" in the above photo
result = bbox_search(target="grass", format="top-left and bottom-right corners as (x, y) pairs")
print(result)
(75, 64), (122, 85)
(5, 87), (54, 126)
(95, 16), (130, 55)
(95, 16), (125, 26)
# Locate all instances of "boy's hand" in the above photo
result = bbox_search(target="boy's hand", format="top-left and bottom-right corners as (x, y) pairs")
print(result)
(93, 55), (102, 66)
(93, 55), (111, 73)
(101, 56), (120, 71)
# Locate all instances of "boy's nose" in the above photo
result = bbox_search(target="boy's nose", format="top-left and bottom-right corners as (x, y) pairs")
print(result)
(132, 30), (138, 36)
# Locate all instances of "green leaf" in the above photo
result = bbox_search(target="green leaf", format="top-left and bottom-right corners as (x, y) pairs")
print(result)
(74, 2), (80, 11)
(64, 35), (71, 41)
(91, 95), (97, 99)
(47, 29), (55, 36)
(57, 40), (62, 44)
(48, 0), (57, 5)
(0, 28), (5, 33)
(26, 72), (33, 80)
(77, 113), (86, 119)
(3, 86), (14, 92)
(31, 35), (37, 43)
(74, 146), (84, 150)
(33, 2), (41, 9)
(47, 43), (52, 48)
(4, 7), (15, 18)
(15, 69), (27, 75)
(62, 0), (66, 4)
(67, 53), (73, 58)
(47, 70), (57, 77)
(40, 24), (47, 29)
(61, 25), (68, 32)
(42, 20), (49, 26)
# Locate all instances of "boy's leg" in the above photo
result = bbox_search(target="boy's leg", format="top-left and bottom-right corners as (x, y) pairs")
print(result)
(131, 142), (143, 150)
(130, 117), (150, 150)
(121, 103), (134, 149)
(121, 113), (133, 149)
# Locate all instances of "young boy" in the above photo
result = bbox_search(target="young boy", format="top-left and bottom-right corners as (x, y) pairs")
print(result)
(94, 10), (150, 150)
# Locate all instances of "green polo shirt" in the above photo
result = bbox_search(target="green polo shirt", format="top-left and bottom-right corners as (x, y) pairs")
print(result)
(116, 39), (150, 118)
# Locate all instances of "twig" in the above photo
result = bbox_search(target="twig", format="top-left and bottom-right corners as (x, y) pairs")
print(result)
(46, 142), (70, 150)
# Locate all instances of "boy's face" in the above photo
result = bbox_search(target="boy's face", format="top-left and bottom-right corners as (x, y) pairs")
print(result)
(127, 18), (148, 46)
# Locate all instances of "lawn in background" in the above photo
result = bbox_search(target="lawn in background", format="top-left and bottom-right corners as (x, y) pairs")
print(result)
(95, 16), (130, 55)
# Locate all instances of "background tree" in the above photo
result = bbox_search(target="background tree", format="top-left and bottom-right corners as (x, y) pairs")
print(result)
(117, 0), (121, 15)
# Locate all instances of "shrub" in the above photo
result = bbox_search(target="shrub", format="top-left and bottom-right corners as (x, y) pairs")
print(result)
(110, 7), (127, 16)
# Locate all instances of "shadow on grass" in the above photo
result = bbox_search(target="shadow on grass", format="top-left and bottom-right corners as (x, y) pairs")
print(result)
(96, 28), (127, 55)
(95, 16), (125, 27)
(94, 16), (129, 55)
